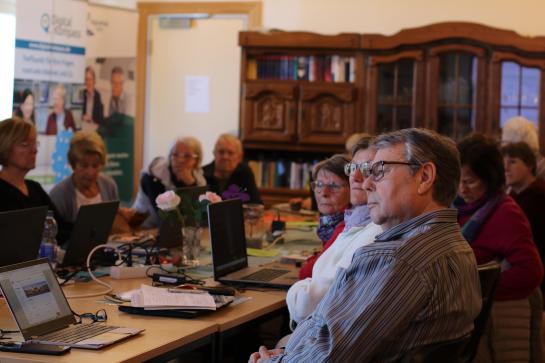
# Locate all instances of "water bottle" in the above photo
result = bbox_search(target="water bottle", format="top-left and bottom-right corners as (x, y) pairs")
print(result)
(39, 210), (58, 264)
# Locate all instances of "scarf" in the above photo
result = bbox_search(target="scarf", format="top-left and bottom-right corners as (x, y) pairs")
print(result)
(453, 192), (505, 244)
(343, 204), (372, 231)
(317, 210), (345, 243)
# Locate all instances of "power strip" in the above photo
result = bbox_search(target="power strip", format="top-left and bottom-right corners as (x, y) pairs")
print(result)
(110, 265), (159, 280)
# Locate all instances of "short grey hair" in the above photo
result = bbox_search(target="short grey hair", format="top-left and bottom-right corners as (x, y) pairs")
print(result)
(351, 134), (375, 157)
(215, 133), (242, 156)
(502, 116), (539, 154)
(169, 136), (203, 170)
(312, 154), (351, 181)
(374, 128), (460, 207)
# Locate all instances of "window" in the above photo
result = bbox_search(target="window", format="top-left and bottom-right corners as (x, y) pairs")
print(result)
(500, 61), (540, 128)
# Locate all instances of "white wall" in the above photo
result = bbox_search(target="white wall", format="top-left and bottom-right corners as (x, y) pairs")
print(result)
(262, 0), (545, 36)
(147, 16), (245, 166)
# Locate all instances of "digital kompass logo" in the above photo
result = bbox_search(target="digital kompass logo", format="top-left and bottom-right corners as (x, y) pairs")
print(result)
(39, 12), (81, 39)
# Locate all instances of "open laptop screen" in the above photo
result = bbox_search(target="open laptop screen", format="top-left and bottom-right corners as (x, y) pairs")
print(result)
(0, 259), (75, 339)
(208, 199), (248, 278)
(0, 206), (48, 267)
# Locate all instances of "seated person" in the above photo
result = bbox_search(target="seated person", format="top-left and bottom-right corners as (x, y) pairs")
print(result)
(502, 116), (545, 180)
(298, 154), (351, 279)
(250, 128), (481, 362)
(455, 134), (543, 361)
(49, 131), (118, 223)
(502, 142), (545, 301)
(288, 138), (382, 324)
(203, 134), (261, 204)
(132, 136), (206, 228)
(0, 118), (70, 243)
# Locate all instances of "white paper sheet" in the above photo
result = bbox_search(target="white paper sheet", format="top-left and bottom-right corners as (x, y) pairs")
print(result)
(131, 284), (216, 310)
(185, 76), (209, 113)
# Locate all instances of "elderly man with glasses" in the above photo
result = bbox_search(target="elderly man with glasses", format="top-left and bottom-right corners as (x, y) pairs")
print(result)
(250, 128), (481, 363)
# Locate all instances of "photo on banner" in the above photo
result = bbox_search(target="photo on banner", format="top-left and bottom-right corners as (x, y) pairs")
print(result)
(85, 57), (135, 204)
(13, 0), (87, 190)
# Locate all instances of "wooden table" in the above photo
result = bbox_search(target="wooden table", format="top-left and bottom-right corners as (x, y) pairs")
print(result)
(0, 276), (288, 363)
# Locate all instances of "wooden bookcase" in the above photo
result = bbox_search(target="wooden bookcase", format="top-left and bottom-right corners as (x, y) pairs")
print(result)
(239, 23), (545, 206)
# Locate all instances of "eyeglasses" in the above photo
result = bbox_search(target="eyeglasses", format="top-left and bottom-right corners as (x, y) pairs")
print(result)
(172, 152), (197, 160)
(344, 162), (372, 176)
(310, 181), (348, 192)
(365, 160), (421, 182)
(75, 309), (108, 324)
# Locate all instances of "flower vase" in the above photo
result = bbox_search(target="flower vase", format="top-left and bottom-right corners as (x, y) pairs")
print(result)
(182, 226), (202, 267)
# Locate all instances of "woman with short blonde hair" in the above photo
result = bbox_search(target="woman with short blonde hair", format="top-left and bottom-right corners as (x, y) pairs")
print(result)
(50, 131), (118, 225)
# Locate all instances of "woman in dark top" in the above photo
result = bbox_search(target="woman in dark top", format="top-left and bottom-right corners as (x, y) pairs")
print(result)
(0, 118), (70, 243)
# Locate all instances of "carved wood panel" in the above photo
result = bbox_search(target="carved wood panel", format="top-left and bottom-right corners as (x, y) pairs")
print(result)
(299, 85), (357, 145)
(241, 82), (297, 143)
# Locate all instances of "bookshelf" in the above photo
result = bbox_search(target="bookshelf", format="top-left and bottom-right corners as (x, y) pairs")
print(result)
(239, 32), (363, 206)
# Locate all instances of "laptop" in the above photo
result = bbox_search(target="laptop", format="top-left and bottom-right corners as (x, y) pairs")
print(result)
(0, 206), (48, 267)
(207, 199), (299, 289)
(61, 201), (119, 267)
(0, 258), (143, 349)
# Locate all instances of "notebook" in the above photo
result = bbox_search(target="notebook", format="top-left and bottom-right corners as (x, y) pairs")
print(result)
(0, 206), (48, 267)
(60, 201), (119, 267)
(207, 199), (299, 289)
(0, 259), (143, 349)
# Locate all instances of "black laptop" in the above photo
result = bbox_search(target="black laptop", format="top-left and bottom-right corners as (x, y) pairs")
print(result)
(60, 201), (119, 267)
(0, 206), (48, 267)
(207, 199), (299, 289)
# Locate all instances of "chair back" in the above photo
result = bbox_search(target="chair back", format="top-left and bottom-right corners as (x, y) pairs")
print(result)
(401, 335), (470, 363)
(462, 261), (501, 361)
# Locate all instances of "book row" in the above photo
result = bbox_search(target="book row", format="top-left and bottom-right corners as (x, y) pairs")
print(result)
(247, 55), (356, 83)
(248, 159), (316, 189)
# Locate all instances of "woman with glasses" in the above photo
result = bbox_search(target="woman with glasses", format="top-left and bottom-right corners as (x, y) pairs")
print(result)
(298, 154), (351, 280)
(132, 136), (206, 228)
(454, 133), (543, 361)
(49, 131), (119, 225)
(0, 118), (70, 242)
(287, 137), (382, 325)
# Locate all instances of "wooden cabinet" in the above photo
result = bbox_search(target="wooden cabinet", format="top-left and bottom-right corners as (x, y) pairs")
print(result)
(239, 23), (545, 206)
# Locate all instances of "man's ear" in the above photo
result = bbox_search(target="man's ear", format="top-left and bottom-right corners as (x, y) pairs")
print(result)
(417, 162), (436, 195)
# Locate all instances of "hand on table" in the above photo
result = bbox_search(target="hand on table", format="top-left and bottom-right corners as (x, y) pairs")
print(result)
(248, 346), (284, 363)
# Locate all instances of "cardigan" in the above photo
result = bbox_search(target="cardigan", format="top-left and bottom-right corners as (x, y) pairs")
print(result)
(286, 221), (382, 323)
(49, 173), (119, 223)
(458, 195), (543, 301)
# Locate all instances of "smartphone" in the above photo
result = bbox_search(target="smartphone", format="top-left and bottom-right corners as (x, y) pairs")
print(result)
(0, 342), (71, 355)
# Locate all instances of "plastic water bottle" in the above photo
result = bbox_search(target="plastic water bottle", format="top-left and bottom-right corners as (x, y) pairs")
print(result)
(39, 210), (58, 264)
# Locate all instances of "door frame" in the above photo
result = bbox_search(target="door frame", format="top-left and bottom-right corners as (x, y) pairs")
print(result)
(135, 2), (262, 196)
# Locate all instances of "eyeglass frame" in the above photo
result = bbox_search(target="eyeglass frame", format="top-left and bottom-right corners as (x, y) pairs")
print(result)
(75, 309), (108, 324)
(365, 160), (421, 182)
(171, 152), (198, 160)
(310, 180), (348, 193)
(344, 161), (372, 176)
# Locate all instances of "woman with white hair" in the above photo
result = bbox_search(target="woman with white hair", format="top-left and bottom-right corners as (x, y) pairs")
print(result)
(502, 116), (545, 179)
(45, 84), (76, 135)
(132, 137), (206, 228)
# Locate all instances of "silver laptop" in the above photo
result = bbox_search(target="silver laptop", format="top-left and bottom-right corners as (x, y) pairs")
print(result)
(0, 259), (143, 349)
(207, 199), (299, 289)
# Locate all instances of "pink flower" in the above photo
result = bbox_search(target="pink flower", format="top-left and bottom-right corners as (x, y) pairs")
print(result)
(156, 191), (181, 211)
(198, 191), (222, 204)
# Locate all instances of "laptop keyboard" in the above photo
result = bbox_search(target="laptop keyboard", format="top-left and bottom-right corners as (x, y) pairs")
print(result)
(38, 323), (118, 345)
(240, 268), (290, 282)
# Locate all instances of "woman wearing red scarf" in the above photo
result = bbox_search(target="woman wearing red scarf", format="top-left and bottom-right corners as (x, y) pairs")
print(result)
(454, 133), (543, 362)
(298, 154), (350, 279)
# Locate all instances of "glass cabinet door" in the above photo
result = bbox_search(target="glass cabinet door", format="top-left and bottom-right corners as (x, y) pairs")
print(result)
(437, 52), (477, 141)
(500, 61), (540, 128)
(366, 51), (423, 134)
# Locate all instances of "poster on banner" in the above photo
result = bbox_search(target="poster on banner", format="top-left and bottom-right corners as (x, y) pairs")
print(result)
(13, 0), (87, 190)
(86, 5), (137, 205)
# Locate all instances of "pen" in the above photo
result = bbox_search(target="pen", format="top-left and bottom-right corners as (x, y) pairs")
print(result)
(167, 288), (207, 294)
